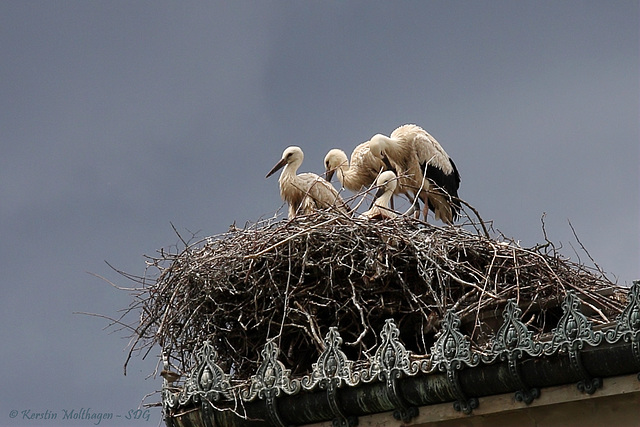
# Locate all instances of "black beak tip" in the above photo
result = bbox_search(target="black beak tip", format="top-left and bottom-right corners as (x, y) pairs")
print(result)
(266, 159), (286, 178)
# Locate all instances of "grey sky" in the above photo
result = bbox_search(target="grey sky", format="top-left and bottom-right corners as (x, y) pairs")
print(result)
(1, 2), (638, 426)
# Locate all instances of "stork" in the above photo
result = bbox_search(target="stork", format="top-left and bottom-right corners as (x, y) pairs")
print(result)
(369, 124), (461, 224)
(266, 146), (350, 219)
(359, 170), (398, 220)
(323, 141), (387, 192)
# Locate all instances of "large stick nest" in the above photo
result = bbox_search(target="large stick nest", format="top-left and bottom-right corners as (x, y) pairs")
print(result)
(123, 211), (625, 380)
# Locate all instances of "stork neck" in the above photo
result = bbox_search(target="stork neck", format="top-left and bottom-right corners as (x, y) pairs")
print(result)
(278, 163), (296, 185)
(376, 191), (393, 208)
(336, 163), (349, 184)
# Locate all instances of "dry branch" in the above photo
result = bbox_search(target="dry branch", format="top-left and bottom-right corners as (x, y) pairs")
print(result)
(118, 209), (626, 381)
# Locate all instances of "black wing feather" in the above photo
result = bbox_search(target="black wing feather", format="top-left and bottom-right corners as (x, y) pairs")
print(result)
(422, 157), (461, 221)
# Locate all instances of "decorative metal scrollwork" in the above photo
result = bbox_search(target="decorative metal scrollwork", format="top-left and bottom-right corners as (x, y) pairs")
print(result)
(161, 286), (640, 423)
(544, 291), (603, 394)
(241, 340), (300, 427)
(242, 340), (301, 400)
(431, 310), (480, 414)
(163, 341), (232, 411)
(368, 319), (420, 378)
(302, 327), (359, 390)
(301, 328), (358, 427)
(362, 319), (420, 421)
(605, 281), (640, 380)
(326, 379), (358, 427)
(605, 282), (640, 344)
(483, 300), (543, 403)
(192, 341), (232, 401)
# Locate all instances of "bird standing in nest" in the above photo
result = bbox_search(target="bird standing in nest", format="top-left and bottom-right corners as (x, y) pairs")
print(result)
(369, 124), (461, 224)
(267, 146), (350, 219)
(359, 171), (398, 220)
(323, 140), (387, 193)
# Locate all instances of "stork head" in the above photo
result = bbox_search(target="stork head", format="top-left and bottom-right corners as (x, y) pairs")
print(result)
(368, 134), (387, 159)
(323, 149), (348, 182)
(266, 146), (304, 178)
(369, 134), (395, 171)
(375, 170), (398, 196)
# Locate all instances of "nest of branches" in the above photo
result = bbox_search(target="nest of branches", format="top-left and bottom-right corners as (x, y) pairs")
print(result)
(123, 210), (625, 381)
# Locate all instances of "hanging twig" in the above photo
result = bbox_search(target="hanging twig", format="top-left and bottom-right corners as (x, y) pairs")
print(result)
(107, 201), (624, 391)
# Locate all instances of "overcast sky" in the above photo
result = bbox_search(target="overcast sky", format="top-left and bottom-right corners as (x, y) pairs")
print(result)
(1, 2), (638, 426)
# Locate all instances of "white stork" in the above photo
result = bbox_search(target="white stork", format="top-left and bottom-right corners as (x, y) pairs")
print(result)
(323, 141), (387, 192)
(266, 146), (350, 219)
(359, 170), (398, 220)
(369, 124), (461, 224)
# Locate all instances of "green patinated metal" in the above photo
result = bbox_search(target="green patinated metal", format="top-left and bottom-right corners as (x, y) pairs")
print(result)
(163, 282), (640, 426)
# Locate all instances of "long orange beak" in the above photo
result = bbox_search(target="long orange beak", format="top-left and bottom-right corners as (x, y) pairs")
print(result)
(266, 157), (287, 178)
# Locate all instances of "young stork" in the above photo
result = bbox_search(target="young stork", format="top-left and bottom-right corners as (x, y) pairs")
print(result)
(359, 170), (398, 220)
(369, 124), (461, 224)
(266, 146), (350, 219)
(323, 140), (387, 192)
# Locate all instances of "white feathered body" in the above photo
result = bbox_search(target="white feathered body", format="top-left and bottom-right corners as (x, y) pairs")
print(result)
(268, 146), (349, 219)
(359, 171), (398, 220)
(324, 141), (386, 192)
(370, 124), (461, 223)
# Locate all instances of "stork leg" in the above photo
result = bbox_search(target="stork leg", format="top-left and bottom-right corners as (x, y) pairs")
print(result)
(420, 193), (431, 222)
(422, 200), (429, 221)
(402, 196), (421, 219)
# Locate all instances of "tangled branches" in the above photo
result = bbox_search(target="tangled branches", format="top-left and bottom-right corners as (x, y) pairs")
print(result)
(122, 211), (625, 381)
